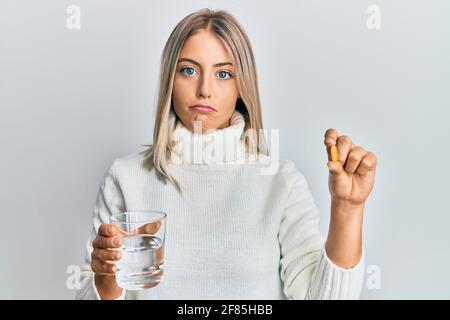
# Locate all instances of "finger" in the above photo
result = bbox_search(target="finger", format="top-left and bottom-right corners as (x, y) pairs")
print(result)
(98, 224), (128, 237)
(344, 146), (366, 174)
(336, 135), (354, 166)
(327, 160), (345, 175)
(92, 235), (123, 249)
(356, 152), (377, 176)
(324, 128), (339, 147)
(91, 259), (117, 276)
(155, 245), (164, 266)
(92, 248), (122, 262)
(136, 221), (161, 235)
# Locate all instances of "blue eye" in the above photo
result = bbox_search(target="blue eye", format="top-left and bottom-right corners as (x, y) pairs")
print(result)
(181, 67), (197, 77)
(217, 71), (232, 79)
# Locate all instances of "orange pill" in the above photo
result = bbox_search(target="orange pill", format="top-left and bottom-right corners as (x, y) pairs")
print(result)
(327, 145), (339, 162)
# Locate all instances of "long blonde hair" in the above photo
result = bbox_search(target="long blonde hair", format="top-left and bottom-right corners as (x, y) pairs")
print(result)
(141, 8), (268, 194)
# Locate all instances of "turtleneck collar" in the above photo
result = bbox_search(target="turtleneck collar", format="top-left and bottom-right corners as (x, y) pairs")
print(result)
(170, 110), (249, 165)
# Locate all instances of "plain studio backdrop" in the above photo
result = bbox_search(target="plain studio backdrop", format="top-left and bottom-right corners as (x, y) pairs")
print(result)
(1, 0), (449, 299)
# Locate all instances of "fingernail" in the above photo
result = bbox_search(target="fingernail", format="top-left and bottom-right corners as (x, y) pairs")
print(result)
(327, 162), (333, 170)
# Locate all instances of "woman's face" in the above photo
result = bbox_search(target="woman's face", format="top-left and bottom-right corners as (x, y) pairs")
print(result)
(172, 29), (240, 133)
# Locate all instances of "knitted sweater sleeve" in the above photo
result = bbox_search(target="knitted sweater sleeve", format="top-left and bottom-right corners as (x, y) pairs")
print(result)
(278, 160), (365, 300)
(75, 161), (127, 300)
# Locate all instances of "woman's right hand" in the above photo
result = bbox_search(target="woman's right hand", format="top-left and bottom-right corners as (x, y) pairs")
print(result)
(91, 223), (125, 299)
(91, 222), (163, 299)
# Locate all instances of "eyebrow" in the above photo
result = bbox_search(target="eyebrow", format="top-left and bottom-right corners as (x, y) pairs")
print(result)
(177, 57), (233, 68)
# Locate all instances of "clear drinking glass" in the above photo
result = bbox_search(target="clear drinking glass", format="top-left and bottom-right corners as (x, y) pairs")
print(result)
(110, 210), (166, 290)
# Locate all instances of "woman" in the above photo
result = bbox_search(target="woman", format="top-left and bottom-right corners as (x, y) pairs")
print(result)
(76, 8), (377, 300)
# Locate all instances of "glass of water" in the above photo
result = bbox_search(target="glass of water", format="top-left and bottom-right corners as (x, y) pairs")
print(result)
(110, 210), (166, 290)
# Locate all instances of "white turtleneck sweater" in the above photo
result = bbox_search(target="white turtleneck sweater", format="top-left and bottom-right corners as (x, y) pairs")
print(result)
(76, 110), (365, 300)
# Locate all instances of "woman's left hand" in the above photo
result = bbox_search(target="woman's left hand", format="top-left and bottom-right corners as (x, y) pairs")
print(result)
(324, 128), (378, 206)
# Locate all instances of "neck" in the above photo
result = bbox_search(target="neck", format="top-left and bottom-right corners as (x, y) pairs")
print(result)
(170, 110), (248, 165)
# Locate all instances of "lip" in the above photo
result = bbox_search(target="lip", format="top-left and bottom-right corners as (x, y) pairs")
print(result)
(189, 104), (216, 112)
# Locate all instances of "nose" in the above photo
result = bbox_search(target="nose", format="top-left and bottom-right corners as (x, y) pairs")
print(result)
(197, 74), (212, 99)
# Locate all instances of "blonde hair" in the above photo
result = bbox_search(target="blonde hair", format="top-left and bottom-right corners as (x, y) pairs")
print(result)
(141, 8), (268, 194)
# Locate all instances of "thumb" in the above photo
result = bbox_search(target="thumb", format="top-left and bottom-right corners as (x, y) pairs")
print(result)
(327, 160), (344, 175)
